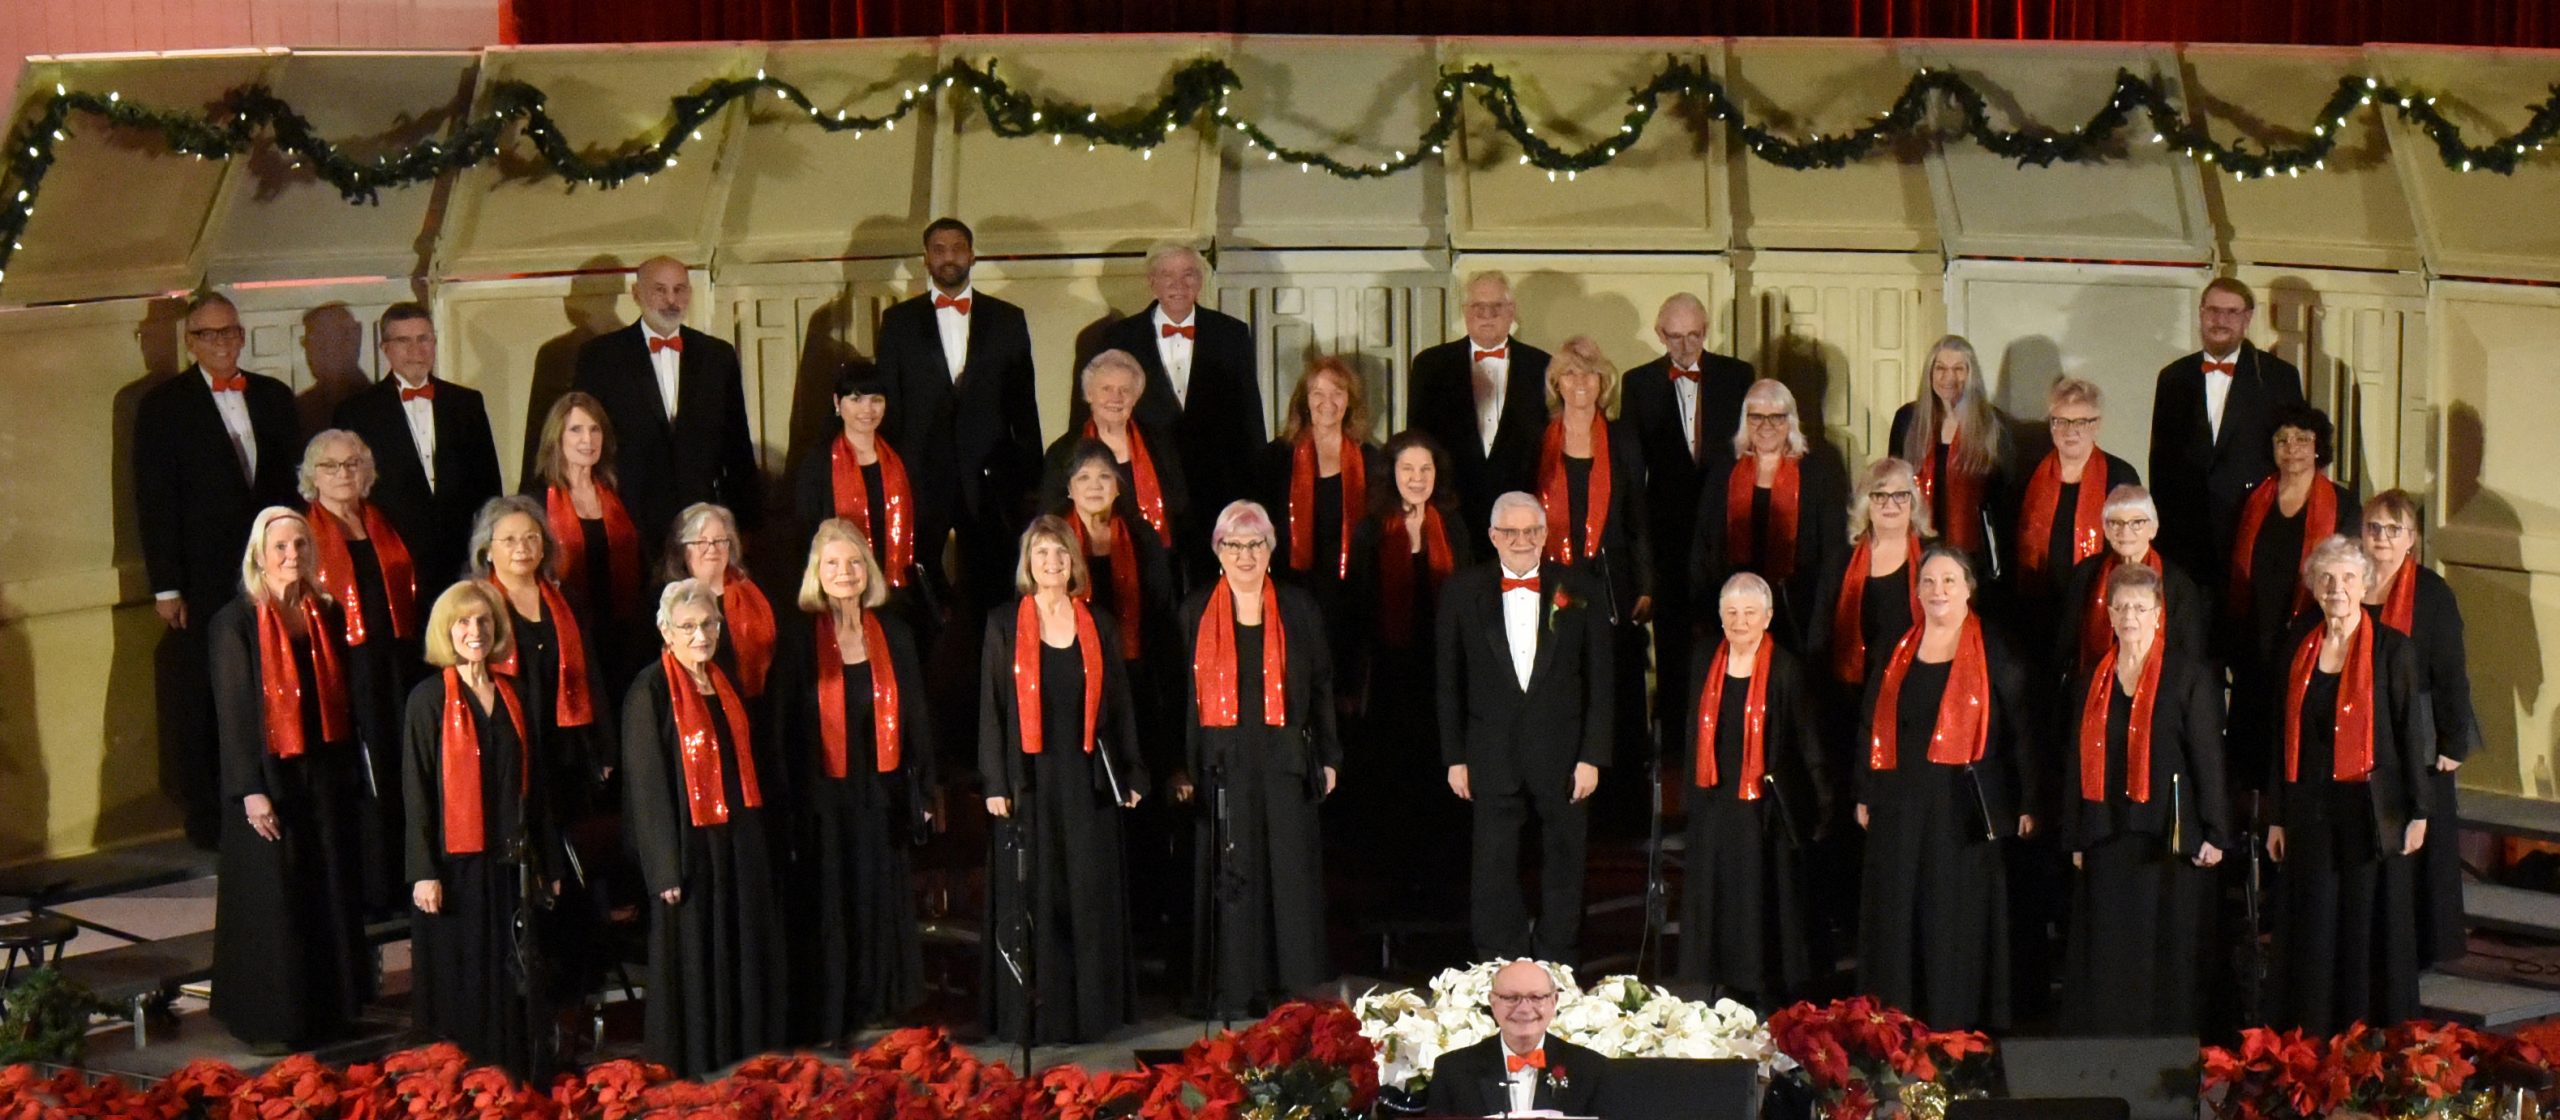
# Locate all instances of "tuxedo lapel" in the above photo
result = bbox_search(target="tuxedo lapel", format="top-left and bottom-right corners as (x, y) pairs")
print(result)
(178, 368), (249, 487)
(956, 299), (989, 390)
(1526, 570), (1559, 689)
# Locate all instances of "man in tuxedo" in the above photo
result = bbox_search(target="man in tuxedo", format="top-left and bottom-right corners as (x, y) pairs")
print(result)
(1409, 272), (1552, 536)
(1096, 243), (1263, 579)
(133, 292), (303, 846)
(1424, 959), (1611, 1118)
(876, 217), (1042, 607)
(2148, 277), (2305, 585)
(1439, 493), (1614, 963)
(1618, 292), (1754, 725)
(568, 256), (763, 548)
(330, 303), (501, 604)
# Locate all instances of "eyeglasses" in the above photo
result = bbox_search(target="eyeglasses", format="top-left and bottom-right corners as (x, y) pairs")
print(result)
(1867, 490), (1916, 507)
(2048, 416), (2102, 432)
(684, 537), (736, 551)
(2104, 517), (2155, 531)
(2363, 523), (2415, 540)
(1744, 412), (1791, 427)
(1491, 992), (1558, 1007)
(1490, 525), (1546, 541)
(2107, 601), (2160, 616)
(1463, 301), (1514, 316)
(490, 533), (543, 552)
(188, 326), (246, 343)
(667, 619), (722, 637)
(1215, 538), (1271, 555)
(311, 459), (361, 475)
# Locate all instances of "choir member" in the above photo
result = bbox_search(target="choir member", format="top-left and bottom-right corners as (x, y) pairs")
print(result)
(1439, 492), (1614, 962)
(1424, 960), (1613, 1119)
(402, 581), (561, 1078)
(2056, 564), (2232, 1036)
(2050, 485), (2209, 680)
(1408, 272), (1551, 535)
(208, 506), (374, 1051)
(1537, 338), (1651, 786)
(1623, 293), (1755, 722)
(2149, 277), (2306, 584)
(791, 365), (933, 600)
(300, 430), (424, 912)
(467, 497), (609, 819)
(977, 516), (1148, 1044)
(2013, 377), (2140, 635)
(622, 579), (788, 1075)
(137, 291), (301, 846)
(2225, 404), (2363, 792)
(1888, 336), (2012, 581)
(332, 303), (504, 610)
(1098, 244), (1263, 579)
(880, 218), (1043, 608)
(2266, 536), (2433, 1034)
(1043, 348), (1187, 553)
(773, 520), (936, 1039)
(1855, 546), (2032, 1031)
(1346, 431), (1472, 894)
(1691, 378), (1848, 653)
(1679, 573), (1829, 1007)
(569, 256), (762, 540)
(2362, 491), (2480, 966)
(1258, 356), (1383, 699)
(661, 504), (777, 701)
(1181, 501), (1338, 1016)
(527, 392), (651, 696)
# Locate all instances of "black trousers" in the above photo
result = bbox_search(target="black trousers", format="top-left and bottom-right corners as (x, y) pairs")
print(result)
(1470, 780), (1589, 963)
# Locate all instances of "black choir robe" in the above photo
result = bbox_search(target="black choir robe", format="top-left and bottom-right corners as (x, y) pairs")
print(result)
(1888, 404), (2018, 583)
(787, 432), (945, 602)
(1343, 505), (1477, 896)
(1538, 418), (1654, 623)
(1098, 302), (1263, 576)
(1177, 583), (1339, 1014)
(1255, 437), (1386, 698)
(878, 290), (1043, 603)
(1621, 351), (1755, 715)
(1678, 642), (1830, 1003)
(308, 511), (422, 914)
(2396, 564), (2481, 965)
(333, 375), (505, 601)
(2223, 477), (2363, 791)
(1406, 337), (1552, 536)
(1689, 448), (1851, 655)
(1424, 1034), (1613, 1119)
(570, 322), (764, 542)
(2148, 342), (2307, 583)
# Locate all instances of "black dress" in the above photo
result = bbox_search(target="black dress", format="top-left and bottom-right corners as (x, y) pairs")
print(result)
(621, 663), (788, 1076)
(206, 597), (374, 1047)
(2399, 566), (2481, 965)
(340, 535), (417, 913)
(2225, 482), (2362, 791)
(1346, 513), (1474, 902)
(1689, 450), (1850, 656)
(1259, 440), (1383, 700)
(1677, 647), (1827, 1005)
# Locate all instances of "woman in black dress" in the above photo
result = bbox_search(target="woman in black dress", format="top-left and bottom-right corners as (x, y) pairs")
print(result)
(1347, 431), (1472, 898)
(2010, 378), (2140, 654)
(468, 497), (609, 826)
(1258, 356), (1382, 701)
(1690, 379), (1846, 654)
(773, 520), (935, 1040)
(2049, 485), (2209, 682)
(2266, 535), (2433, 1034)
(402, 581), (562, 1079)
(621, 579), (788, 1075)
(207, 507), (374, 1051)
(1536, 337), (1651, 821)
(1042, 349), (1188, 556)
(1679, 572), (1828, 1008)
(2056, 563), (2232, 1036)
(2225, 405), (2363, 794)
(300, 429), (425, 914)
(791, 366), (934, 602)
(662, 503), (778, 702)
(2362, 490), (2480, 966)
(977, 516), (1148, 1045)
(1181, 500), (1338, 1018)
(1888, 337), (2012, 585)
(1855, 546), (2031, 1032)
(528, 392), (650, 696)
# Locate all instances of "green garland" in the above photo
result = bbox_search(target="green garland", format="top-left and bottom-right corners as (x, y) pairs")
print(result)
(4, 54), (2558, 288)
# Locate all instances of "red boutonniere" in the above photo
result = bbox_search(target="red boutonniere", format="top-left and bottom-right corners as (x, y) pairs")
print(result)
(1546, 1064), (1571, 1090)
(1551, 588), (1574, 612)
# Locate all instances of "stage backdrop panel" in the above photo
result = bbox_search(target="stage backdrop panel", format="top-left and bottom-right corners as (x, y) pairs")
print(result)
(1211, 248), (1450, 437)
(1218, 36), (1445, 251)
(2181, 45), (2420, 273)
(716, 39), (942, 265)
(2376, 46), (2560, 285)
(1733, 249), (1946, 462)
(1943, 259), (2205, 465)
(2235, 264), (2430, 497)
(1723, 37), (1938, 254)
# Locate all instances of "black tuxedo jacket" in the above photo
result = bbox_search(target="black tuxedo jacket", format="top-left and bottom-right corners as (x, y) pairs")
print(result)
(1423, 1035), (1611, 1119)
(570, 323), (763, 543)
(878, 291), (1042, 531)
(1436, 562), (1613, 796)
(2057, 652), (2233, 855)
(134, 365), (304, 609)
(1620, 351), (1755, 579)
(1408, 338), (1552, 535)
(1097, 303), (1263, 540)
(332, 376), (504, 597)
(2148, 342), (2305, 579)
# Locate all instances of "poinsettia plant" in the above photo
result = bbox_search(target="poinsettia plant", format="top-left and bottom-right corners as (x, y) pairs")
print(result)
(2203, 1020), (2544, 1120)
(1765, 996), (1992, 1120)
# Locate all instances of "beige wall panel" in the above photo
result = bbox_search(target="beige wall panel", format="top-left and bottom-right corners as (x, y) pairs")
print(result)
(2181, 46), (2419, 272)
(0, 607), (178, 863)
(1214, 249), (1450, 435)
(1943, 261), (2203, 467)
(2446, 563), (2560, 799)
(2373, 46), (2560, 284)
(2433, 282), (2560, 576)
(1218, 37), (1444, 250)
(439, 44), (767, 276)
(1732, 250), (1943, 462)
(1443, 38), (1727, 252)
(2236, 265), (2428, 497)
(204, 51), (479, 284)
(4, 51), (278, 304)
(1904, 42), (2213, 263)
(1725, 38), (1936, 253)
(717, 39), (940, 264)
(936, 36), (1220, 257)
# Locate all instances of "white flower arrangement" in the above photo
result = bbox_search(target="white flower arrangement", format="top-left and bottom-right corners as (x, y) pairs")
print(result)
(1354, 960), (1789, 1095)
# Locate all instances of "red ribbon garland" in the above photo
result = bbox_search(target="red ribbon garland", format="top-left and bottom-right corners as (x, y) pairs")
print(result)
(1828, 531), (1922, 685)
(1692, 637), (1775, 797)
(830, 435), (913, 587)
(438, 668), (529, 855)
(254, 592), (354, 758)
(1194, 577), (1287, 728)
(2283, 618), (2377, 783)
(1724, 454), (1802, 581)
(718, 573), (776, 698)
(1013, 596), (1104, 754)
(1376, 505), (1455, 649)
(1538, 416), (1612, 566)
(306, 502), (417, 645)
(2078, 621), (2165, 804)
(487, 578), (595, 728)
(659, 650), (763, 826)
(2228, 477), (2338, 619)
(815, 612), (901, 778)
(1288, 434), (1366, 579)
(2016, 450), (2107, 591)
(1087, 421), (1170, 545)
(1070, 515), (1145, 660)
(1868, 614), (1992, 771)
(547, 484), (643, 616)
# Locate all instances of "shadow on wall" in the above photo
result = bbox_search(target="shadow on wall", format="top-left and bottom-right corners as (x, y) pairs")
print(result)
(1511, 272), (1644, 391)
(0, 583), (46, 864)
(518, 257), (633, 490)
(778, 295), (866, 565)
(2443, 401), (2543, 794)
(297, 303), (370, 439)
(100, 298), (192, 850)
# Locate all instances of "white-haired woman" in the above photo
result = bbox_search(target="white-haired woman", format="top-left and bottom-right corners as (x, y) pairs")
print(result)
(1679, 572), (1829, 1007)
(1043, 348), (1188, 551)
(1690, 379), (1847, 653)
(1182, 500), (1338, 1018)
(300, 428), (425, 912)
(1889, 336), (2012, 575)
(2265, 535), (2432, 1035)
(2050, 485), (2207, 679)
(2056, 563), (2231, 1036)
(621, 579), (787, 1075)
(977, 515), (1147, 1045)
(2014, 378), (2139, 647)
(772, 520), (936, 1040)
(208, 506), (373, 1051)
(660, 503), (776, 700)
(2362, 489), (2480, 967)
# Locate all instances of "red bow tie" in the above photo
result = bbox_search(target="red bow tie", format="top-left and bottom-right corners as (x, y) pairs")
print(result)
(1161, 322), (1196, 340)
(1500, 575), (1539, 594)
(935, 293), (972, 314)
(1670, 364), (1700, 383)
(1474, 347), (1508, 364)
(1506, 1049), (1547, 1073)
(2202, 359), (2234, 376)
(649, 334), (684, 355)
(208, 374), (245, 394)
(399, 381), (435, 403)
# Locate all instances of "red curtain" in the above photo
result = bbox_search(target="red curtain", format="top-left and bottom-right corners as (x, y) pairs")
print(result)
(510, 0), (2555, 47)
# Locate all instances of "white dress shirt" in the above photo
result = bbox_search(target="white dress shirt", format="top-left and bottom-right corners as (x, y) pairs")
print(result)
(1501, 564), (1540, 691)
(1473, 343), (1513, 455)
(394, 375), (439, 490)
(1503, 1034), (1548, 1115)
(1672, 367), (1701, 458)
(934, 286), (973, 382)
(1152, 306), (1198, 406)
(643, 325), (682, 421)
(205, 369), (255, 481)
(2202, 348), (2239, 442)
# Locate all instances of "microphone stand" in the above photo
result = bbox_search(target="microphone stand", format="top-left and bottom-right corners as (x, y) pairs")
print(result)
(1637, 717), (1670, 980)
(506, 831), (555, 1083)
(996, 766), (1038, 1076)
(1196, 760), (1237, 1031)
